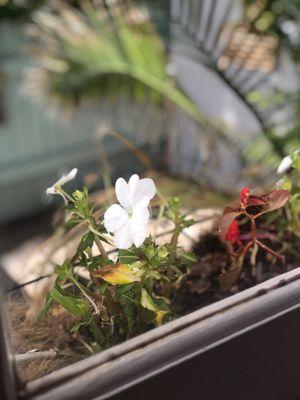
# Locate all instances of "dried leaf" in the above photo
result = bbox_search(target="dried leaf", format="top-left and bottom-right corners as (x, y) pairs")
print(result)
(218, 254), (244, 290)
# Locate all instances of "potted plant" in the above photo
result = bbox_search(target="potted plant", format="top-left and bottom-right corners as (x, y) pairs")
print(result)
(2, 150), (300, 399)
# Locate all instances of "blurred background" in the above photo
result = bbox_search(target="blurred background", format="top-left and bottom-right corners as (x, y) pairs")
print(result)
(0, 0), (299, 264)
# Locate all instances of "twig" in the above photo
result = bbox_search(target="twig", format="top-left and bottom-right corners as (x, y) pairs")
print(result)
(15, 349), (57, 365)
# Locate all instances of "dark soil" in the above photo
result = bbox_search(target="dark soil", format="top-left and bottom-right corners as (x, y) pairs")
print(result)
(172, 226), (300, 316)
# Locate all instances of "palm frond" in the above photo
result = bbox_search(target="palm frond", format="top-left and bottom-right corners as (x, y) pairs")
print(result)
(24, 0), (209, 126)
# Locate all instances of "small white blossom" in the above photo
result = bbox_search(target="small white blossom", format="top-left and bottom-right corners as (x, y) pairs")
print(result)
(46, 168), (78, 201)
(104, 174), (156, 249)
(277, 156), (292, 174)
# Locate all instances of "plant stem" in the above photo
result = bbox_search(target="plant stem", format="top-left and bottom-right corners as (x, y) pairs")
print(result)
(242, 240), (254, 258)
(94, 235), (108, 261)
(70, 276), (100, 315)
(58, 187), (74, 203)
(255, 239), (285, 265)
(170, 223), (181, 252)
(246, 213), (257, 239)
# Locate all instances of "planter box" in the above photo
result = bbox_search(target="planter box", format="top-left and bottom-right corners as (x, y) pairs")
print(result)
(2, 267), (300, 400)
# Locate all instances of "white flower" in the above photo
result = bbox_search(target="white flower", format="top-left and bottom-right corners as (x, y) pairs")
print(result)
(277, 156), (292, 174)
(46, 168), (78, 201)
(104, 174), (156, 249)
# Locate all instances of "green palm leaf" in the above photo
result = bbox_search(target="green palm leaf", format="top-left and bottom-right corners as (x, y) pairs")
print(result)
(25, 1), (208, 126)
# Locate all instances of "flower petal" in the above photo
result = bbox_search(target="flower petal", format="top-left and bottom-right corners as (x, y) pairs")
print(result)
(46, 168), (78, 195)
(277, 156), (292, 174)
(131, 223), (147, 247)
(114, 221), (133, 249)
(46, 186), (57, 194)
(104, 204), (128, 233)
(131, 178), (156, 206)
(115, 178), (130, 209)
(132, 202), (149, 224)
(58, 168), (78, 186)
(128, 174), (139, 193)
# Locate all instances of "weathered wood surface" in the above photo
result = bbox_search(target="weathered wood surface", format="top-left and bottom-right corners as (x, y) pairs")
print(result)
(0, 293), (18, 400)
(19, 266), (300, 400)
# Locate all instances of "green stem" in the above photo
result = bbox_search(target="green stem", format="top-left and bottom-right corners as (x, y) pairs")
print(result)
(57, 187), (74, 203)
(70, 276), (100, 315)
(170, 223), (181, 252)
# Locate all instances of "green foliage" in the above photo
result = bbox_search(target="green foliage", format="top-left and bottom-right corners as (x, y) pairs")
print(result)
(50, 285), (90, 317)
(119, 248), (139, 264)
(277, 149), (300, 235)
(140, 288), (169, 326)
(39, 185), (197, 349)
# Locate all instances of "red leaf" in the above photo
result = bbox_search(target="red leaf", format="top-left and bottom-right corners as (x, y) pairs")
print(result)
(259, 190), (290, 215)
(219, 207), (241, 242)
(246, 195), (268, 207)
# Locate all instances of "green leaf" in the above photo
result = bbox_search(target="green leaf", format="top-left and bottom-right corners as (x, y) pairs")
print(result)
(119, 248), (139, 264)
(291, 150), (300, 170)
(146, 270), (162, 280)
(88, 319), (105, 345)
(157, 246), (169, 260)
(25, 2), (213, 128)
(145, 246), (156, 260)
(114, 284), (135, 302)
(50, 286), (89, 317)
(55, 261), (72, 280)
(181, 252), (197, 265)
(276, 177), (292, 191)
(98, 281), (110, 295)
(140, 289), (169, 326)
(64, 217), (80, 231)
(70, 320), (90, 334)
(78, 231), (94, 252)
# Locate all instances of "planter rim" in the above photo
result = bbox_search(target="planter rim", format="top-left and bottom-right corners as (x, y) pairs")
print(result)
(19, 265), (300, 398)
(0, 292), (18, 400)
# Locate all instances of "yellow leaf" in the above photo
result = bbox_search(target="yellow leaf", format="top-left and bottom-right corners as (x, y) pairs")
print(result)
(92, 263), (140, 285)
(155, 310), (168, 326)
